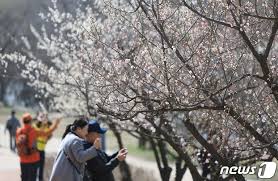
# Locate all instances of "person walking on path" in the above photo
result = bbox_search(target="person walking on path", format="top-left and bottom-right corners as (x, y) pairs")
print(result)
(34, 112), (61, 181)
(16, 113), (60, 181)
(83, 120), (128, 181)
(49, 118), (100, 181)
(5, 110), (20, 151)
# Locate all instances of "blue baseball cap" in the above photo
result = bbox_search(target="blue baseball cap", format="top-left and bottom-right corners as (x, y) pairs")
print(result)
(88, 120), (107, 134)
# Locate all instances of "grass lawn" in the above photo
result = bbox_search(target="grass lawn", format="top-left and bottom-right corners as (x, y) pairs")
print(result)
(0, 106), (36, 124)
(105, 131), (156, 161)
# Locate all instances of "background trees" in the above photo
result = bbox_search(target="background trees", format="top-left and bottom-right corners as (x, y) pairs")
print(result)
(2, 0), (278, 180)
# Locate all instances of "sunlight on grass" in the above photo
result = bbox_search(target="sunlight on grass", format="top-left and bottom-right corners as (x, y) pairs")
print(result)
(105, 131), (156, 161)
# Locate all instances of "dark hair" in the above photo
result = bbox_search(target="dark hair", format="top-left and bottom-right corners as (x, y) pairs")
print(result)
(47, 121), (52, 127)
(62, 118), (88, 139)
(36, 120), (42, 128)
(23, 120), (30, 124)
(11, 110), (16, 115)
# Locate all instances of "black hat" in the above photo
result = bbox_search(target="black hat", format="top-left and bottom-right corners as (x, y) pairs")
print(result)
(88, 120), (107, 134)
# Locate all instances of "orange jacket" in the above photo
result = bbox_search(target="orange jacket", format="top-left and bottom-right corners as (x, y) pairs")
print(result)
(16, 124), (40, 163)
(16, 119), (60, 163)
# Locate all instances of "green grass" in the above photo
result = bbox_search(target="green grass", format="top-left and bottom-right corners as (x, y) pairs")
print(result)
(0, 106), (36, 124)
(105, 131), (156, 161)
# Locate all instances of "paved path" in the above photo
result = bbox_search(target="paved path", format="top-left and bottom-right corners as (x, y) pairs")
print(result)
(0, 124), (192, 181)
(0, 125), (20, 181)
(1, 124), (257, 181)
(0, 146), (20, 181)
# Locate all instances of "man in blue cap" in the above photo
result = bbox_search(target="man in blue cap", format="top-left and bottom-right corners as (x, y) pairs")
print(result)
(83, 120), (128, 181)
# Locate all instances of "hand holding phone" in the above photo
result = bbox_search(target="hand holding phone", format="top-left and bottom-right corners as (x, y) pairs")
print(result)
(94, 138), (101, 150)
(117, 148), (128, 161)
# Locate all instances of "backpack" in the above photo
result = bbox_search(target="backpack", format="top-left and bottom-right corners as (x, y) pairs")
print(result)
(16, 127), (37, 156)
(6, 119), (12, 130)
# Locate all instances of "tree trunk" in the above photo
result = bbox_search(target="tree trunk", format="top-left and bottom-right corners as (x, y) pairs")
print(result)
(109, 123), (132, 181)
(175, 157), (187, 181)
(183, 118), (246, 181)
(149, 138), (172, 181)
(138, 133), (147, 149)
(0, 79), (4, 101)
(145, 117), (204, 181)
(157, 140), (172, 181)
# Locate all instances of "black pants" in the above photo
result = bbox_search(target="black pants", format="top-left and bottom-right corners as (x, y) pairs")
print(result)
(202, 164), (211, 178)
(38, 151), (45, 181)
(20, 162), (39, 181)
(8, 132), (16, 151)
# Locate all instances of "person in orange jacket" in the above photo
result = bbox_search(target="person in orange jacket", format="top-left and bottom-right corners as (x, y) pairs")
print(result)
(16, 113), (60, 181)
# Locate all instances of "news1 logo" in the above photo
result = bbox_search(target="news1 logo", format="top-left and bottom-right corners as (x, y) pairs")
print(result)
(220, 162), (277, 178)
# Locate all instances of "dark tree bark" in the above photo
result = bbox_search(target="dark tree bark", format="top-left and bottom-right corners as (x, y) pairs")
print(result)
(183, 118), (246, 181)
(175, 157), (187, 181)
(138, 133), (148, 149)
(109, 122), (133, 181)
(149, 138), (172, 181)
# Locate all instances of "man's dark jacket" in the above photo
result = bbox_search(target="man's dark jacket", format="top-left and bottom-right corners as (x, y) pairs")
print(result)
(83, 141), (119, 181)
(6, 116), (20, 135)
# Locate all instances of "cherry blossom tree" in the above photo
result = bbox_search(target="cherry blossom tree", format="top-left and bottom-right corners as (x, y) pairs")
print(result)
(3, 0), (278, 181)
